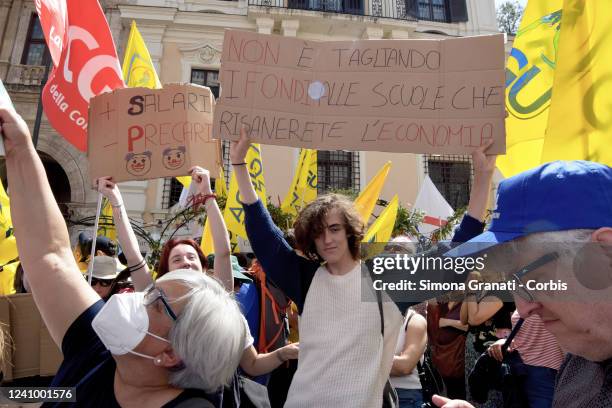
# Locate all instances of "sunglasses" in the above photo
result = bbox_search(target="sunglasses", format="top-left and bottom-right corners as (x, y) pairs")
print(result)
(88, 277), (114, 287)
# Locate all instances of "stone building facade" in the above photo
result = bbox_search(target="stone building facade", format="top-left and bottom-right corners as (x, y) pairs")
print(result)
(0, 0), (500, 248)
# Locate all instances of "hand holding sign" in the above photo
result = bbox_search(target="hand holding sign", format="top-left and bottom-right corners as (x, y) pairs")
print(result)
(0, 102), (30, 158)
(0, 79), (15, 156)
(189, 166), (213, 195)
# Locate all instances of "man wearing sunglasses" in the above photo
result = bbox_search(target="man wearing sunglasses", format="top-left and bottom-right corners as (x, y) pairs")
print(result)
(436, 161), (612, 408)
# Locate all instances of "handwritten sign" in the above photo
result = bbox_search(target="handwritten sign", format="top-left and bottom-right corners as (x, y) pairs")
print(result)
(213, 30), (506, 154)
(88, 84), (221, 184)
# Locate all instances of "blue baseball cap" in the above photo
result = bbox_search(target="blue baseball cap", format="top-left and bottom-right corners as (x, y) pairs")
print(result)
(446, 161), (612, 257)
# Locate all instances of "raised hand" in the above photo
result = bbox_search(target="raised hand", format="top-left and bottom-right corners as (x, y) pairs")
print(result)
(229, 126), (251, 165)
(96, 177), (123, 207)
(189, 166), (213, 195)
(472, 139), (497, 177)
(0, 107), (32, 155)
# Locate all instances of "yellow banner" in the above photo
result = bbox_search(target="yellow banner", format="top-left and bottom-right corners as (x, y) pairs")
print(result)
(0, 180), (18, 266)
(98, 198), (117, 241)
(122, 20), (162, 89)
(354, 162), (391, 225)
(542, 1), (612, 166)
(281, 149), (317, 216)
(224, 144), (267, 239)
(498, 1), (562, 177)
(363, 195), (398, 243)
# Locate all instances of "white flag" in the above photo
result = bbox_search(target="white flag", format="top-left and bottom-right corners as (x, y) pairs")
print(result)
(413, 176), (454, 235)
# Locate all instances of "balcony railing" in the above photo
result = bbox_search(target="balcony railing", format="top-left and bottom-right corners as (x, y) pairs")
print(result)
(5, 64), (45, 86)
(248, 0), (418, 21)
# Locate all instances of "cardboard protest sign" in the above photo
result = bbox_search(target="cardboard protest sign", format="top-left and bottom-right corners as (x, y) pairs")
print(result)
(0, 294), (63, 381)
(88, 84), (221, 185)
(214, 30), (506, 154)
(0, 79), (12, 156)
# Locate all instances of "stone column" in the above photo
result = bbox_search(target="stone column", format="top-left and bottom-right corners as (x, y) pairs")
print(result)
(281, 20), (299, 37)
(256, 17), (275, 34)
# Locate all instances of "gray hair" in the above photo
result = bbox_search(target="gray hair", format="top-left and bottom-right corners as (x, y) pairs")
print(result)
(159, 270), (246, 392)
(517, 229), (595, 257)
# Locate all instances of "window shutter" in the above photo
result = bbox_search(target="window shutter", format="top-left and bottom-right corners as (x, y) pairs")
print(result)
(449, 0), (468, 22)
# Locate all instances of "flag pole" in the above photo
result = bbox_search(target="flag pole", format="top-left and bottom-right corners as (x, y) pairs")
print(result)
(32, 55), (52, 148)
(87, 192), (104, 285)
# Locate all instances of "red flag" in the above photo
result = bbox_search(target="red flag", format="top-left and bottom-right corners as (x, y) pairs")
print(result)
(34, 0), (67, 66)
(41, 0), (124, 152)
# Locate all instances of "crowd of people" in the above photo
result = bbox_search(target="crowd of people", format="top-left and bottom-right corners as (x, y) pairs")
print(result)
(0, 103), (610, 408)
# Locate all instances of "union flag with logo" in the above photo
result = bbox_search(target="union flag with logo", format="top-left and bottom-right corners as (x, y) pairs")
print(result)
(37, 0), (124, 151)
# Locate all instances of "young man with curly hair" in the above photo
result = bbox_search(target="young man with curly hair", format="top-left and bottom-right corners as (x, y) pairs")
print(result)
(230, 128), (497, 407)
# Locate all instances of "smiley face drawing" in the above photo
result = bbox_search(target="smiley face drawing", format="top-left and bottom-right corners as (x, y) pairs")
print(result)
(162, 146), (186, 170)
(125, 151), (152, 176)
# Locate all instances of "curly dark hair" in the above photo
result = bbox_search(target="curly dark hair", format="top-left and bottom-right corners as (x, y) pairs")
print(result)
(293, 194), (364, 262)
(157, 238), (208, 278)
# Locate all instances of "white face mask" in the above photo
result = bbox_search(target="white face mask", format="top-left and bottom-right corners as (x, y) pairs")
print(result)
(92, 291), (169, 360)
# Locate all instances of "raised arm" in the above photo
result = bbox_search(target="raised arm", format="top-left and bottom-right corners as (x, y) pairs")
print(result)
(229, 128), (318, 310)
(0, 108), (99, 346)
(190, 166), (233, 292)
(97, 177), (152, 291)
(451, 141), (497, 243)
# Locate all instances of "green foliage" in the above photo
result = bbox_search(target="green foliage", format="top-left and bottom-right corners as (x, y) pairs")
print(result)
(326, 188), (359, 200)
(392, 203), (425, 238)
(267, 199), (294, 233)
(430, 207), (466, 243)
(497, 0), (524, 35)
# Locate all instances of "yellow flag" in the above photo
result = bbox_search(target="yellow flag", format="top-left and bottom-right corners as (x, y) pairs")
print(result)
(363, 195), (399, 243)
(354, 162), (391, 225)
(0, 180), (18, 266)
(216, 166), (228, 199)
(177, 176), (191, 187)
(0, 260), (18, 295)
(224, 144), (267, 239)
(299, 149), (317, 207)
(200, 218), (214, 256)
(98, 198), (117, 241)
(497, 2), (562, 177)
(122, 21), (161, 89)
(281, 149), (317, 216)
(541, 1), (612, 166)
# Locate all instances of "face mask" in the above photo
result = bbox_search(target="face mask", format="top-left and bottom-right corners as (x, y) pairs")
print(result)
(92, 291), (169, 359)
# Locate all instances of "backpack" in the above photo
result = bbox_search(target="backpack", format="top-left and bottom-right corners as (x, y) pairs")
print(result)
(248, 260), (291, 353)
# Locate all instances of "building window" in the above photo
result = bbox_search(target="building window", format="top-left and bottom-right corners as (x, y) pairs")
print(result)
(418, 0), (448, 22)
(191, 69), (219, 98)
(317, 150), (360, 194)
(424, 155), (472, 210)
(163, 178), (184, 209)
(21, 14), (48, 66)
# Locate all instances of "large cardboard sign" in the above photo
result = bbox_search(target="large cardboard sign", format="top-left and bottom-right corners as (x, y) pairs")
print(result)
(0, 294), (63, 381)
(88, 84), (221, 185)
(214, 30), (506, 154)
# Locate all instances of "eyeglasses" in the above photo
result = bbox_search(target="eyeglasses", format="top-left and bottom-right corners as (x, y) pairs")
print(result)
(143, 285), (178, 321)
(89, 277), (114, 287)
(511, 252), (560, 302)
